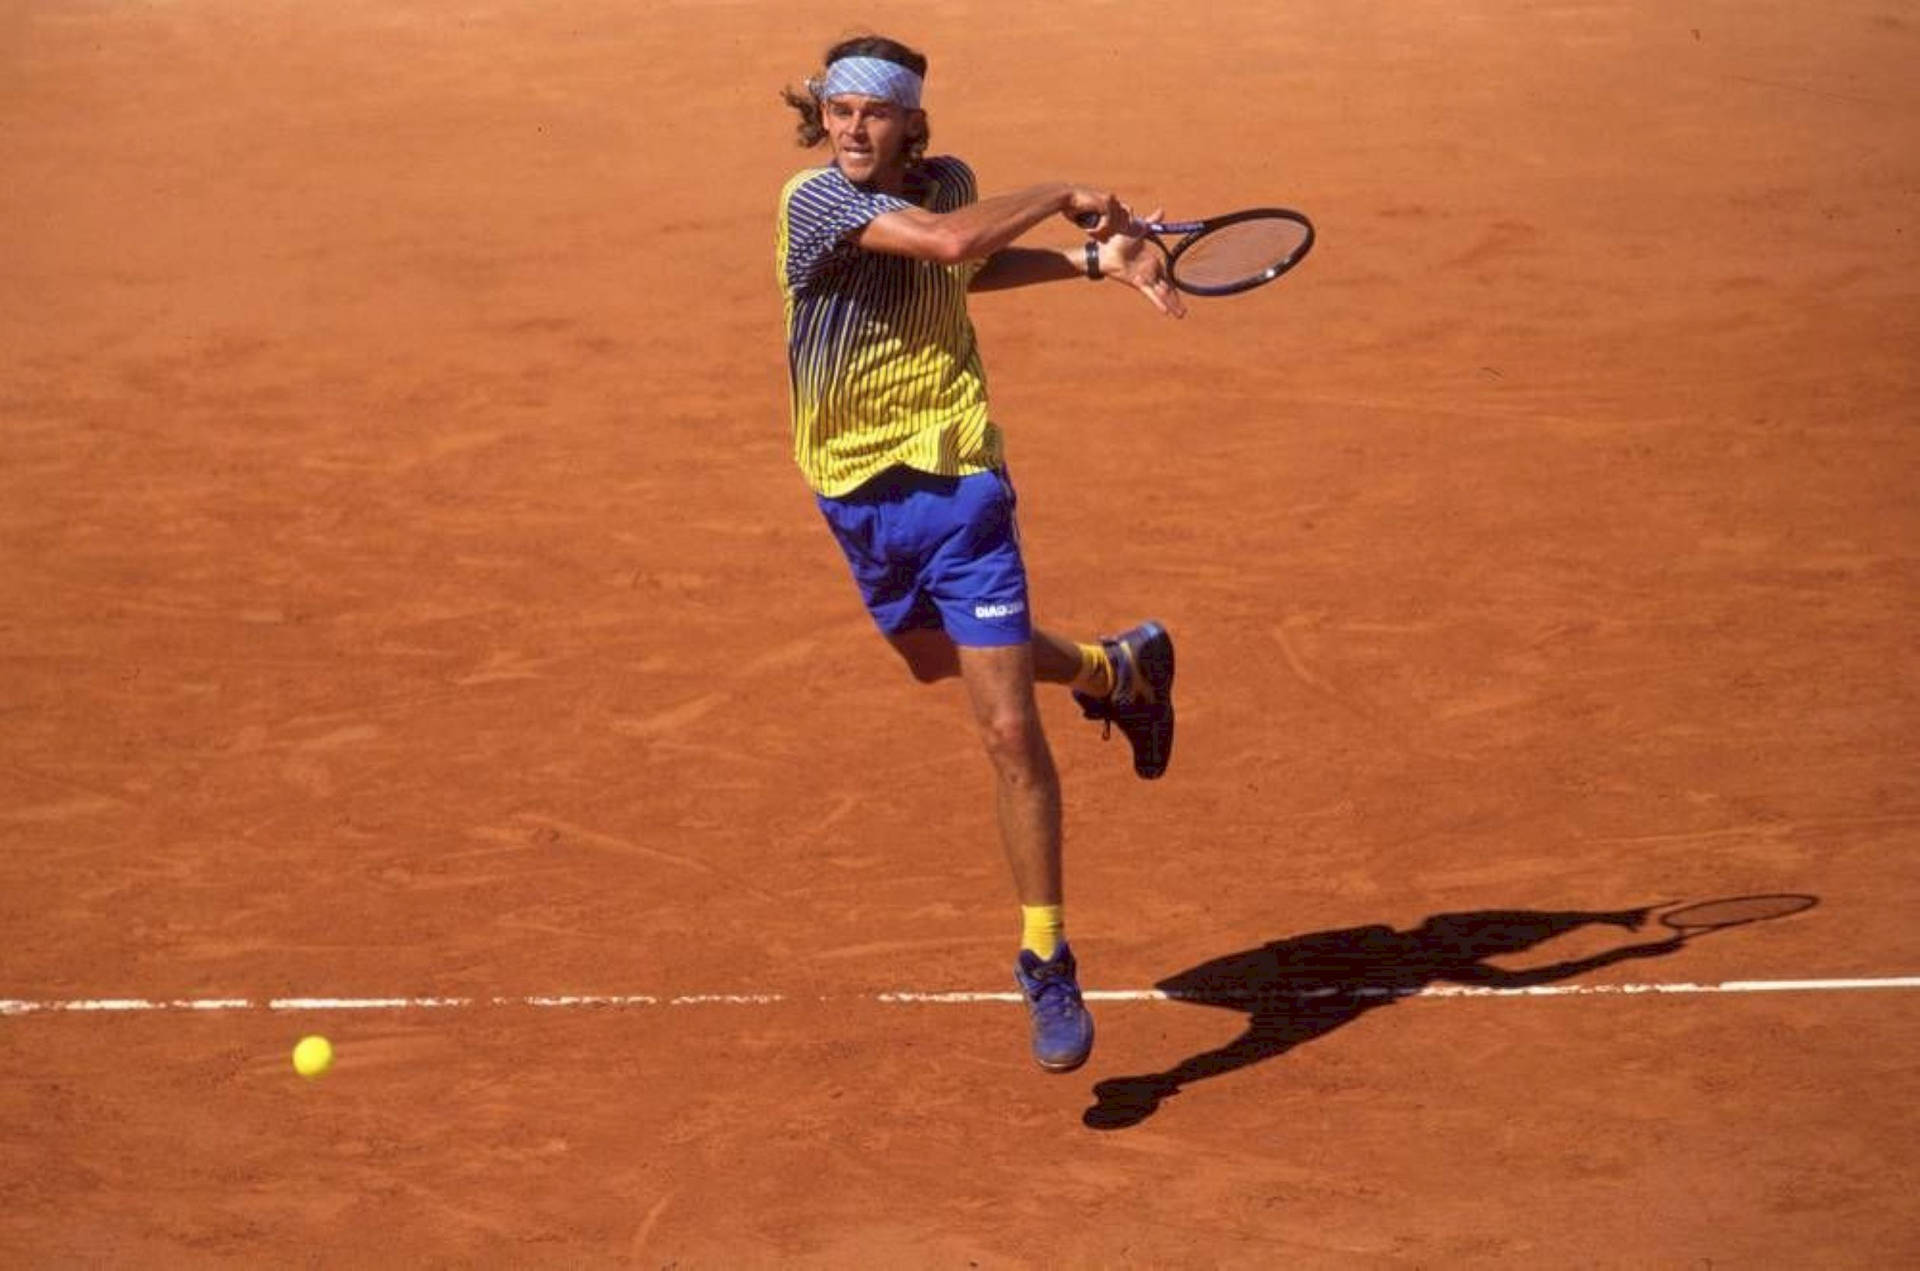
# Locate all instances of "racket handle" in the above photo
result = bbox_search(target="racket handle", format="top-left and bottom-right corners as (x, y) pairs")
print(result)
(1073, 211), (1151, 235)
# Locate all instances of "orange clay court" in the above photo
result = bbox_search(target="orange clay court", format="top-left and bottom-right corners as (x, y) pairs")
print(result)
(2, 1), (1916, 1265)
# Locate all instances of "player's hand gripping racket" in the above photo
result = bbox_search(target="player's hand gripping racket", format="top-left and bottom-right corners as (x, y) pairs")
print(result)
(1076, 207), (1315, 297)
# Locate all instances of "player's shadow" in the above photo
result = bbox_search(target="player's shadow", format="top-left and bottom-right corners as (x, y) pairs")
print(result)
(1083, 905), (1682, 1131)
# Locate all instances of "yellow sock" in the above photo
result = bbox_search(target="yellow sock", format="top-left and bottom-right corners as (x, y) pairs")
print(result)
(1069, 643), (1112, 698)
(1021, 904), (1065, 960)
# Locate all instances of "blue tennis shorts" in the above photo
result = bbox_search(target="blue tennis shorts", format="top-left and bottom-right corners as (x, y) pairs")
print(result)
(816, 466), (1032, 648)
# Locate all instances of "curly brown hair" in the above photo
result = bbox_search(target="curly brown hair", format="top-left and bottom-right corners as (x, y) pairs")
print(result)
(781, 35), (931, 167)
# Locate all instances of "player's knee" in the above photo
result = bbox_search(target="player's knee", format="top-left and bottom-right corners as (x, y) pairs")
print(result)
(976, 710), (1047, 780)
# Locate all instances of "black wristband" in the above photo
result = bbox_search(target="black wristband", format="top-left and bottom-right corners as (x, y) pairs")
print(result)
(1084, 241), (1102, 281)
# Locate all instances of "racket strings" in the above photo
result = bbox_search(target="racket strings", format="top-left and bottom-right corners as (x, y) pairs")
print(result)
(1172, 218), (1310, 291)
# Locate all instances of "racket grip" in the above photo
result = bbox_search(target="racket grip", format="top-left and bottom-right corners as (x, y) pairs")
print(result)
(1073, 210), (1151, 236)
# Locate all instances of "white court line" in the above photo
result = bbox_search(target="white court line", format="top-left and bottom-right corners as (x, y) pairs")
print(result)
(913, 977), (1920, 1003)
(3, 977), (1919, 1016)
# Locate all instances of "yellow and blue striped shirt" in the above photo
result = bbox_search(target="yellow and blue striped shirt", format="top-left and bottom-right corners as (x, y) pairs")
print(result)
(776, 157), (1000, 497)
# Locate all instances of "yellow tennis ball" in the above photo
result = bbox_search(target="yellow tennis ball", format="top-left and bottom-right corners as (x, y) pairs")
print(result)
(292, 1034), (334, 1079)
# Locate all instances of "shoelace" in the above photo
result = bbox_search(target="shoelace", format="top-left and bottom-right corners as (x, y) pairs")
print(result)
(1078, 645), (1135, 740)
(1025, 965), (1083, 1017)
(1081, 706), (1116, 741)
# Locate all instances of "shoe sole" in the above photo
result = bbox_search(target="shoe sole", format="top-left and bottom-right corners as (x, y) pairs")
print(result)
(1037, 1020), (1095, 1073)
(1126, 622), (1174, 780)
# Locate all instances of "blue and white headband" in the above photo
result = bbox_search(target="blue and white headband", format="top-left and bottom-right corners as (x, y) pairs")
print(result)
(814, 56), (924, 109)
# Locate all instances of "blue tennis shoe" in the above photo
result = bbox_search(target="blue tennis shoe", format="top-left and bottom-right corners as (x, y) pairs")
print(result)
(1015, 942), (1095, 1072)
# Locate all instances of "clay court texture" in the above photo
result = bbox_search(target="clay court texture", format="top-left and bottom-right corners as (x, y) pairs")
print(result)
(3, 0), (1917, 1265)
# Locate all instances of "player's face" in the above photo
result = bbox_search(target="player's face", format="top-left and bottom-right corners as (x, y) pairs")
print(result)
(824, 94), (919, 188)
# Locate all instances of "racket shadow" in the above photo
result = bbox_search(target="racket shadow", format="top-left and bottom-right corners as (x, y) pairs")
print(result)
(1083, 903), (1698, 1132)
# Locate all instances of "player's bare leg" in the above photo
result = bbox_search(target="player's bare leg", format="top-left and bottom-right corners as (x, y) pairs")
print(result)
(890, 622), (1175, 779)
(954, 641), (1061, 905)
(889, 626), (1093, 688)
(956, 640), (1092, 1071)
(1029, 628), (1087, 686)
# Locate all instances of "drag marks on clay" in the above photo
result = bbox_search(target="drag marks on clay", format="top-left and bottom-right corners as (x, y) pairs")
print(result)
(294, 724), (383, 751)
(809, 935), (1009, 963)
(1268, 620), (1343, 701)
(626, 1192), (676, 1263)
(1428, 685), (1540, 722)
(512, 813), (777, 903)
(380, 427), (514, 475)
(1722, 72), (1893, 109)
(6, 761), (122, 816)
(809, 793), (861, 836)
(1441, 220), (1539, 272)
(607, 629), (856, 743)
(1409, 852), (1593, 890)
(279, 723), (384, 798)
(452, 650), (559, 686)
(0, 794), (124, 825)
(735, 635), (820, 677)
(1585, 813), (1920, 849)
(1264, 619), (1455, 757)
(491, 914), (628, 946)
(609, 692), (727, 740)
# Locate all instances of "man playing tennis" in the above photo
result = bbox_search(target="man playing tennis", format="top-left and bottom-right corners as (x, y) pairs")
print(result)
(776, 35), (1181, 1073)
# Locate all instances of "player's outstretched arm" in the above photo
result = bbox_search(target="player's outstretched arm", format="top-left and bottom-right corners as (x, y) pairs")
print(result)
(967, 247), (1080, 291)
(857, 183), (1127, 265)
(969, 213), (1185, 319)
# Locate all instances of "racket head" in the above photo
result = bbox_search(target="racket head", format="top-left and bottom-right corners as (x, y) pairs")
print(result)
(1165, 208), (1315, 297)
(1657, 894), (1818, 938)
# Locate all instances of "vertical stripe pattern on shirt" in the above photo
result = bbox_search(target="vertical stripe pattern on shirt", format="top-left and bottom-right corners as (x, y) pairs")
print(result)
(776, 157), (999, 497)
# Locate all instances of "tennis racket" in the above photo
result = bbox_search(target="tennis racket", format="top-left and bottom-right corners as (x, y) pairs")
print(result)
(1076, 207), (1315, 297)
(1656, 894), (1818, 940)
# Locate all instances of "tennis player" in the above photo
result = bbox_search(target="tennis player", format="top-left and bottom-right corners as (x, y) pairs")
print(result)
(776, 35), (1180, 1073)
